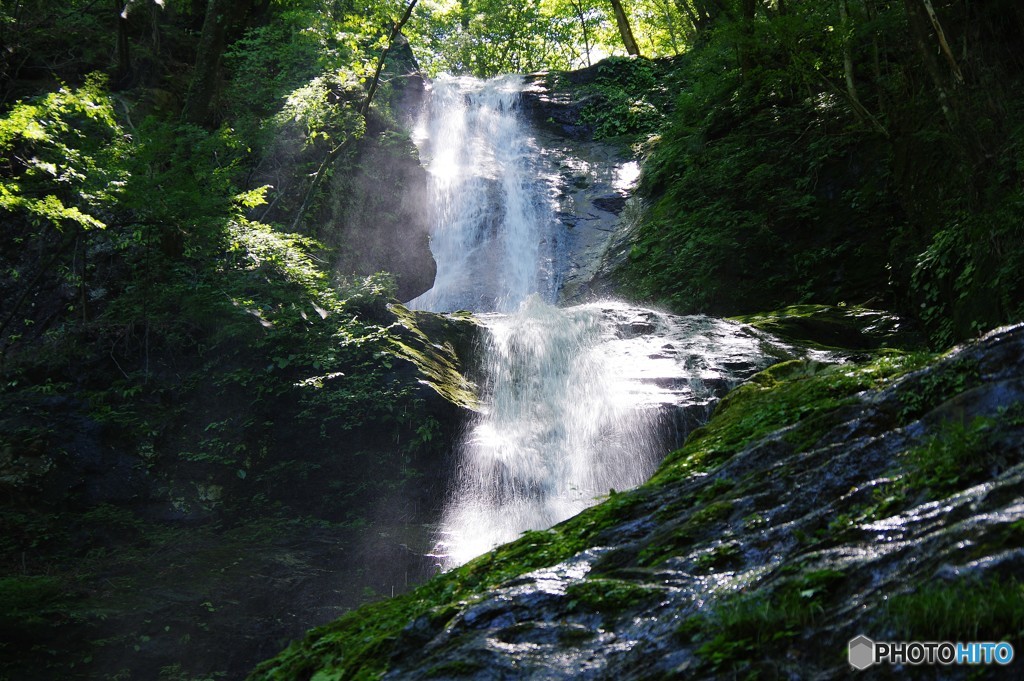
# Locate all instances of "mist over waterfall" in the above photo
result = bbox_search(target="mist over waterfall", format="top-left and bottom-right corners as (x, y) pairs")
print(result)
(407, 76), (772, 569)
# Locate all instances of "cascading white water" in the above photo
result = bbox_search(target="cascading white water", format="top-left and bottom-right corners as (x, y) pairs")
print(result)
(407, 76), (773, 569)
(407, 75), (555, 313)
(434, 297), (660, 567)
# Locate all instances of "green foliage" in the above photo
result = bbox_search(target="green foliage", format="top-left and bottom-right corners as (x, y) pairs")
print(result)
(625, 45), (893, 316)
(897, 356), (981, 422)
(223, 23), (322, 121)
(0, 1), (118, 89)
(409, 0), (557, 76)
(910, 195), (1024, 347)
(570, 56), (677, 143)
(0, 74), (123, 232)
(621, 1), (1024, 345)
(904, 416), (998, 495)
(408, 0), (687, 77)
(881, 578), (1024, 642)
(274, 74), (366, 148)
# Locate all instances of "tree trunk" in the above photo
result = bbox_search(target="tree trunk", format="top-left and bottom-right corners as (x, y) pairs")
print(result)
(838, 0), (860, 105)
(902, 0), (958, 129)
(571, 0), (593, 66)
(114, 0), (132, 89)
(181, 0), (237, 126)
(920, 0), (963, 83)
(609, 0), (641, 56)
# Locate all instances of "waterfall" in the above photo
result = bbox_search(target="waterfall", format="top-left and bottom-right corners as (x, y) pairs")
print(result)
(407, 75), (556, 313)
(435, 298), (659, 567)
(407, 76), (771, 570)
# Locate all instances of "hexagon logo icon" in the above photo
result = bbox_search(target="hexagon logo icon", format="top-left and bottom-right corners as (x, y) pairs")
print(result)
(849, 635), (875, 670)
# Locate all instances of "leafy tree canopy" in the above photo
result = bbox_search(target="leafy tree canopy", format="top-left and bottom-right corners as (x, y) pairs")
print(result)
(407, 0), (692, 76)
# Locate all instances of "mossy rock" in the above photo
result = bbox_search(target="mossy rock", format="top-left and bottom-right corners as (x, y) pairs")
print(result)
(731, 304), (927, 352)
(387, 303), (481, 411)
(0, 576), (69, 635)
(248, 326), (1024, 681)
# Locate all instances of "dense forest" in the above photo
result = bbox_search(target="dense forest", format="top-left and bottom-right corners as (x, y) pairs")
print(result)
(2, 0), (1023, 679)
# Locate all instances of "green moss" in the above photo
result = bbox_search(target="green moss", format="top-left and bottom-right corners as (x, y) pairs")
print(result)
(691, 499), (734, 525)
(387, 304), (480, 410)
(638, 496), (739, 568)
(651, 352), (930, 484)
(0, 575), (68, 631)
(694, 541), (741, 571)
(635, 526), (694, 568)
(565, 578), (660, 614)
(695, 477), (735, 503)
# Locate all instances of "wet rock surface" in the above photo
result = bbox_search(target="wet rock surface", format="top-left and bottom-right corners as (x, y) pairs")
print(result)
(517, 73), (642, 306)
(532, 133), (639, 306)
(250, 324), (1024, 681)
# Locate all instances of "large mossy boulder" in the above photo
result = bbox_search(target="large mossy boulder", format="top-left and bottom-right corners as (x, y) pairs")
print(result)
(731, 304), (928, 351)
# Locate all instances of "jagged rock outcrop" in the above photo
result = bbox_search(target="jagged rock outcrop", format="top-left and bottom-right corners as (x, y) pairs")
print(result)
(327, 129), (437, 301)
(249, 322), (1024, 680)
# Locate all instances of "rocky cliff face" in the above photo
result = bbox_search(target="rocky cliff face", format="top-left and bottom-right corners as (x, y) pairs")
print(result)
(249, 320), (1024, 680)
(327, 127), (437, 301)
(519, 73), (642, 304)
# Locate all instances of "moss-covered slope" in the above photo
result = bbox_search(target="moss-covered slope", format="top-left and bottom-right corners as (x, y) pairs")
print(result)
(249, 323), (1024, 680)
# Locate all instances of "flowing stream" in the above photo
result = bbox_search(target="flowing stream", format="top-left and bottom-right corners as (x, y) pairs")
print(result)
(407, 76), (773, 569)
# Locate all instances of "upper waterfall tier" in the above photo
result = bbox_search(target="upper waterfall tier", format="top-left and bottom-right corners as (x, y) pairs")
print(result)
(406, 75), (558, 313)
